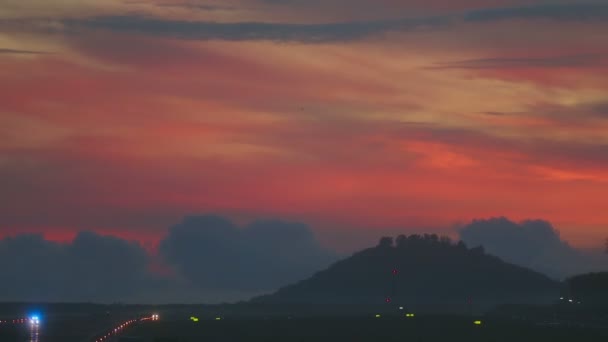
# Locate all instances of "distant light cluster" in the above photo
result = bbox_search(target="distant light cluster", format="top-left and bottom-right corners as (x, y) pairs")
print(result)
(0, 318), (28, 325)
(559, 297), (581, 304)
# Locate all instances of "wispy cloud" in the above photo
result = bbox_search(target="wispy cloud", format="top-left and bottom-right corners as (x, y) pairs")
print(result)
(0, 48), (50, 54)
(58, 3), (608, 43)
(151, 2), (237, 11)
(430, 54), (607, 70)
(589, 102), (608, 118)
(2, 3), (607, 43)
(62, 15), (449, 42)
(530, 101), (608, 123)
(465, 3), (608, 22)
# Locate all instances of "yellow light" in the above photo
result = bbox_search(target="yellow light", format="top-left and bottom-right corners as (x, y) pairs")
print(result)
(215, 317), (222, 321)
(474, 320), (482, 325)
(405, 313), (415, 317)
(190, 317), (199, 322)
(375, 314), (381, 318)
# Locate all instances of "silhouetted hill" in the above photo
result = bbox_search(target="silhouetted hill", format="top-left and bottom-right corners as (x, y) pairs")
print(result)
(253, 235), (560, 311)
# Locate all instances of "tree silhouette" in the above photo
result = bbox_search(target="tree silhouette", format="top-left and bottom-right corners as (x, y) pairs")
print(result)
(456, 240), (467, 250)
(439, 236), (452, 246)
(395, 235), (407, 248)
(471, 245), (485, 255)
(378, 236), (394, 248)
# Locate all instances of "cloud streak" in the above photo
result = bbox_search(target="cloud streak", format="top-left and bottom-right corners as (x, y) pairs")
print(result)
(41, 3), (606, 43)
(0, 48), (50, 54)
(61, 15), (449, 42)
(465, 3), (608, 22)
(430, 54), (607, 70)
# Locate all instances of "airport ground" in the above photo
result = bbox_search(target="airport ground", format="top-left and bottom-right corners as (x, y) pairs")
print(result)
(2, 311), (608, 342)
(122, 315), (608, 342)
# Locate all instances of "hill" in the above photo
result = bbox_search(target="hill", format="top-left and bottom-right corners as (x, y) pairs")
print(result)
(252, 235), (560, 312)
(567, 272), (608, 305)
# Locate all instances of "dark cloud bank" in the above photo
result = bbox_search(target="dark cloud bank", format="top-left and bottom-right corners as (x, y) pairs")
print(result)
(459, 217), (607, 280)
(1, 215), (605, 303)
(0, 232), (150, 303)
(159, 215), (337, 292)
(0, 215), (336, 303)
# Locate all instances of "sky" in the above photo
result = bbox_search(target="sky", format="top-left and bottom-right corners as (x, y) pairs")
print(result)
(1, 0), (608, 301)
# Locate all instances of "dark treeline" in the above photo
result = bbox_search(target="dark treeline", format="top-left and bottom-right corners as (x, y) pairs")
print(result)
(567, 272), (608, 305)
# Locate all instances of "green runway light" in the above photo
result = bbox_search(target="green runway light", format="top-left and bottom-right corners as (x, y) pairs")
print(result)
(190, 317), (199, 322)
(405, 313), (415, 317)
(474, 320), (482, 325)
(375, 314), (381, 318)
(215, 317), (222, 321)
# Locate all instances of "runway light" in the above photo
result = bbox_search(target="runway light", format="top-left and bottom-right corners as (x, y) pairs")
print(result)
(399, 307), (404, 310)
(375, 314), (381, 318)
(215, 317), (222, 321)
(405, 313), (415, 317)
(29, 315), (40, 325)
(474, 320), (482, 325)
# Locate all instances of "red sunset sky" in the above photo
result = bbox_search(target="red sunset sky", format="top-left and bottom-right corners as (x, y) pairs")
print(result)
(1, 0), (608, 252)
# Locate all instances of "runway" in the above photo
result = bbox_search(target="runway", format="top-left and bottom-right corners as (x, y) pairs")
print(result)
(0, 314), (155, 342)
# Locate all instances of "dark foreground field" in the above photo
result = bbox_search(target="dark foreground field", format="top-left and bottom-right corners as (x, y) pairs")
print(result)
(1, 307), (607, 342)
(122, 316), (608, 342)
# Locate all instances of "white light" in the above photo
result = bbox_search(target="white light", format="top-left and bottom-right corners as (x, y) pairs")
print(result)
(568, 299), (573, 303)
(399, 307), (404, 310)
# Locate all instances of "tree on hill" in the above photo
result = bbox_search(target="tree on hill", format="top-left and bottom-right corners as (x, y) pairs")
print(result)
(378, 237), (394, 248)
